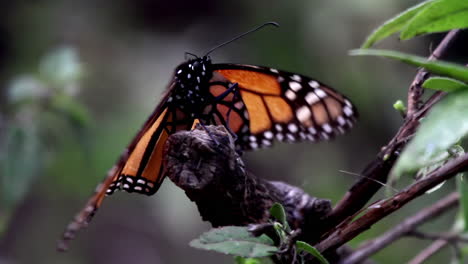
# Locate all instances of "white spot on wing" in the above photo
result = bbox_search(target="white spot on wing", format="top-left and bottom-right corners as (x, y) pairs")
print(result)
(296, 106), (312, 123)
(264, 131), (274, 139)
(137, 179), (146, 184)
(337, 116), (346, 126)
(343, 106), (353, 117)
(288, 123), (298, 133)
(292, 74), (301, 82)
(315, 89), (327, 98)
(322, 123), (332, 133)
(250, 142), (259, 149)
(289, 81), (302, 92)
(308, 80), (320, 88)
(305, 92), (320, 105)
(321, 132), (330, 140)
(270, 68), (279, 73)
(285, 90), (297, 101)
(276, 134), (284, 141)
(286, 133), (295, 141)
(262, 139), (272, 146)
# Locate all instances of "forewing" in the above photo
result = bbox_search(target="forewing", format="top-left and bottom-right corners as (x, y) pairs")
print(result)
(211, 64), (357, 150)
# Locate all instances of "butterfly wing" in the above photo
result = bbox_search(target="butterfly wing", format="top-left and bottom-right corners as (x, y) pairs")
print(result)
(58, 84), (195, 250)
(208, 64), (357, 150)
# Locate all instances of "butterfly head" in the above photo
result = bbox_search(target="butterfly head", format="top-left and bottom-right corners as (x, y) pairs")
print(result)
(174, 56), (212, 85)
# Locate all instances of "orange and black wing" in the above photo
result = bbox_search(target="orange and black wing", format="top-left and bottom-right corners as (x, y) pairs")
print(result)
(208, 64), (357, 150)
(58, 85), (195, 251)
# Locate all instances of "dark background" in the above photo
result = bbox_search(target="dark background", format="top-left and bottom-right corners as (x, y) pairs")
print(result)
(0, 0), (465, 263)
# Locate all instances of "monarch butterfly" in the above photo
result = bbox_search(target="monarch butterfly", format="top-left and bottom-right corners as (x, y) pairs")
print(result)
(58, 23), (357, 250)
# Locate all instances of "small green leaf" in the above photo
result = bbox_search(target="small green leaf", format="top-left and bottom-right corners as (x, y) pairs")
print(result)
(234, 256), (273, 264)
(401, 0), (468, 40)
(270, 203), (288, 228)
(296, 241), (329, 264)
(392, 90), (468, 177)
(458, 173), (468, 231)
(350, 49), (468, 83)
(393, 100), (407, 115)
(423, 77), (468, 92)
(190, 226), (278, 258)
(362, 0), (435, 48)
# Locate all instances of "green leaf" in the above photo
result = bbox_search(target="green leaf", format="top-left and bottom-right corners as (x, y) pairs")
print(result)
(296, 241), (329, 264)
(458, 173), (468, 231)
(350, 49), (468, 83)
(234, 256), (273, 264)
(50, 94), (91, 130)
(401, 0), (468, 40)
(393, 100), (407, 115)
(362, 0), (435, 48)
(269, 203), (289, 231)
(423, 77), (468, 92)
(392, 90), (468, 177)
(39, 46), (84, 86)
(190, 226), (278, 258)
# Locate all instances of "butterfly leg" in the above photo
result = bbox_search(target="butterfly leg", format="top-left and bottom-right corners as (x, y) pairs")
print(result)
(213, 82), (240, 141)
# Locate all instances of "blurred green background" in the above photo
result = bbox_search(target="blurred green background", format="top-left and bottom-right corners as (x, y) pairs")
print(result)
(1, 0), (467, 263)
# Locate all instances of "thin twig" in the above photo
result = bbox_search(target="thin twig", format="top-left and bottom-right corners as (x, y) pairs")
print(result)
(407, 230), (468, 244)
(408, 239), (450, 264)
(315, 152), (468, 255)
(406, 29), (461, 117)
(338, 192), (459, 264)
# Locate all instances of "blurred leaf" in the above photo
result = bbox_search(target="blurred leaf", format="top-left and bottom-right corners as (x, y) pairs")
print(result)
(423, 77), (468, 92)
(362, 0), (434, 48)
(190, 226), (277, 258)
(234, 256), (273, 264)
(39, 46), (84, 87)
(350, 49), (468, 83)
(392, 90), (468, 177)
(269, 203), (290, 232)
(296, 241), (329, 264)
(458, 174), (468, 231)
(1, 124), (42, 209)
(401, 0), (468, 40)
(7, 75), (48, 105)
(50, 94), (91, 130)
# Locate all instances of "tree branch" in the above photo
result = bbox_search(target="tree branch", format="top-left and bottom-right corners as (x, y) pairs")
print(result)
(323, 29), (461, 235)
(315, 152), (468, 255)
(408, 239), (452, 264)
(339, 192), (459, 264)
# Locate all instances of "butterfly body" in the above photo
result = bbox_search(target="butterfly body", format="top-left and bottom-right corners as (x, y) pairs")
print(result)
(59, 55), (357, 250)
(171, 56), (214, 113)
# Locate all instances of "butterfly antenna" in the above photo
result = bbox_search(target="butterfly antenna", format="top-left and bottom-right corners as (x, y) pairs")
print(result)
(185, 52), (199, 60)
(204, 22), (279, 56)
